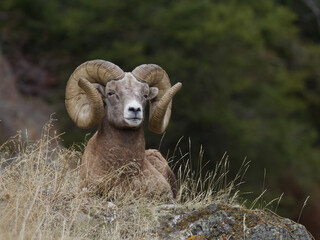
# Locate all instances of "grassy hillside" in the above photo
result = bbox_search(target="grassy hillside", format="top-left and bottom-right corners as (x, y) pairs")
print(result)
(0, 120), (251, 239)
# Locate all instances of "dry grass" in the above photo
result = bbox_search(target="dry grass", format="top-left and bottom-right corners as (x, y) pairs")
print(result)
(0, 121), (246, 240)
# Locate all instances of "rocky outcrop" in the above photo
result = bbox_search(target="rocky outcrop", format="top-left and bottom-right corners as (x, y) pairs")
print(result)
(0, 52), (54, 143)
(155, 203), (314, 240)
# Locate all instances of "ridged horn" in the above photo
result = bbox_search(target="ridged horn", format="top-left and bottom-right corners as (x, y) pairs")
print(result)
(132, 64), (182, 134)
(65, 60), (125, 129)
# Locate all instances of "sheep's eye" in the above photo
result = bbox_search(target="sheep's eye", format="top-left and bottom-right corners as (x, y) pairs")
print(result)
(108, 92), (115, 96)
(143, 94), (148, 99)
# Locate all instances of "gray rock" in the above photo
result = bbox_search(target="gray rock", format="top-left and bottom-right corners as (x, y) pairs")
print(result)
(0, 52), (54, 144)
(155, 202), (313, 240)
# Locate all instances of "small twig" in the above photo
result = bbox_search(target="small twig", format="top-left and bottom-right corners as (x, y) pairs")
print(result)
(297, 196), (310, 223)
(250, 189), (267, 209)
(275, 192), (284, 214)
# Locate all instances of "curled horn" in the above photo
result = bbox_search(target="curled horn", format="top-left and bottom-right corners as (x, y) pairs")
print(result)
(132, 64), (182, 134)
(65, 60), (124, 129)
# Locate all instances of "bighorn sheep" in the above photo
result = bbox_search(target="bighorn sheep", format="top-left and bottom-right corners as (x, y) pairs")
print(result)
(65, 60), (181, 199)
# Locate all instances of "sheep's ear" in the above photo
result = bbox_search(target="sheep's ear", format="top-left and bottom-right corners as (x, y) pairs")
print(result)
(92, 83), (107, 98)
(147, 87), (158, 100)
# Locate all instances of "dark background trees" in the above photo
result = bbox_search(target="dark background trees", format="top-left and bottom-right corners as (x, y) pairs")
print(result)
(1, 0), (320, 237)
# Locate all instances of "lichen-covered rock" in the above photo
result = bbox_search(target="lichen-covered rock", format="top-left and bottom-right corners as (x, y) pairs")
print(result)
(155, 202), (313, 240)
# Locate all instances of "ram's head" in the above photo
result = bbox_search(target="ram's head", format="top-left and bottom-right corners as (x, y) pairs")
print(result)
(65, 60), (182, 133)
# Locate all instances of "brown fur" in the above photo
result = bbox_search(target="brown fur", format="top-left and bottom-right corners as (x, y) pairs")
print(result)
(80, 116), (177, 199)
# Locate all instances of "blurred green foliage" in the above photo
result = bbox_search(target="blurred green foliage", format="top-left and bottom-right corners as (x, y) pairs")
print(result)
(1, 0), (320, 227)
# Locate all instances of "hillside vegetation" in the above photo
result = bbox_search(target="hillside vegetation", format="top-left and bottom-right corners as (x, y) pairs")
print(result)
(0, 121), (245, 239)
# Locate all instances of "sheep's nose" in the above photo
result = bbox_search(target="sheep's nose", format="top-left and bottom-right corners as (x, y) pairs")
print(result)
(128, 106), (141, 113)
